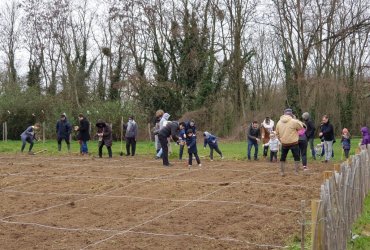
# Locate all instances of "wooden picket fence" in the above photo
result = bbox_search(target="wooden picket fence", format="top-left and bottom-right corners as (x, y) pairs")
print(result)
(311, 147), (370, 249)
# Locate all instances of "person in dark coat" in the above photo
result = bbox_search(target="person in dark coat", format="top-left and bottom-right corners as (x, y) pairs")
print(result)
(185, 120), (197, 136)
(186, 129), (201, 167)
(247, 121), (261, 160)
(56, 113), (72, 152)
(75, 113), (90, 155)
(302, 112), (316, 160)
(319, 115), (335, 163)
(20, 123), (41, 154)
(96, 120), (112, 158)
(157, 121), (185, 166)
(124, 116), (138, 156)
(203, 131), (223, 161)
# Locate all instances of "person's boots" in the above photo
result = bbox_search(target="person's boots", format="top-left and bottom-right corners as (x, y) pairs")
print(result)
(280, 161), (285, 176)
(294, 161), (300, 175)
(58, 143), (62, 151)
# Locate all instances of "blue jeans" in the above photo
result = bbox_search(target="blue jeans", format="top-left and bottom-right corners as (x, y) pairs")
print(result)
(247, 140), (258, 160)
(79, 140), (88, 154)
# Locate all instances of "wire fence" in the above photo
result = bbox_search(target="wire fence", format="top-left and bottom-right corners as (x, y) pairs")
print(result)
(311, 147), (370, 249)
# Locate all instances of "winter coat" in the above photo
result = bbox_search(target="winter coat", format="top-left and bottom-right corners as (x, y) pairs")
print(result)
(298, 128), (307, 141)
(21, 126), (36, 141)
(264, 138), (280, 152)
(158, 121), (180, 142)
(125, 120), (138, 138)
(260, 119), (275, 144)
(320, 122), (335, 141)
(275, 115), (304, 146)
(185, 121), (197, 135)
(178, 128), (186, 144)
(341, 135), (351, 150)
(159, 113), (170, 129)
(361, 127), (370, 146)
(203, 131), (218, 148)
(247, 124), (261, 143)
(96, 121), (113, 147)
(186, 135), (198, 154)
(304, 119), (316, 139)
(56, 119), (72, 140)
(77, 117), (90, 141)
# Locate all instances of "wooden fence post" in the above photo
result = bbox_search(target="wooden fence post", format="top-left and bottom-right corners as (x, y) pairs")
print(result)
(301, 200), (305, 250)
(312, 199), (323, 250)
(333, 164), (341, 172)
(323, 171), (333, 181)
(42, 121), (45, 144)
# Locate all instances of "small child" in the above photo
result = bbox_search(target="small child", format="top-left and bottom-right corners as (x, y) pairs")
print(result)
(203, 131), (223, 161)
(360, 127), (369, 150)
(263, 131), (280, 162)
(341, 128), (351, 159)
(185, 129), (201, 167)
(20, 123), (41, 155)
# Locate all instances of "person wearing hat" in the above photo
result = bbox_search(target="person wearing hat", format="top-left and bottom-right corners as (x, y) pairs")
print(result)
(261, 116), (275, 159)
(185, 129), (201, 167)
(56, 113), (72, 152)
(302, 112), (316, 160)
(96, 120), (113, 158)
(124, 115), (138, 156)
(275, 108), (304, 176)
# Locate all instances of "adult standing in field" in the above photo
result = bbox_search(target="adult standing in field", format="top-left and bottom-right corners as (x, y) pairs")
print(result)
(156, 112), (171, 159)
(154, 110), (164, 155)
(157, 121), (185, 166)
(20, 123), (41, 155)
(302, 112), (316, 160)
(319, 115), (335, 163)
(260, 117), (275, 159)
(124, 116), (138, 156)
(96, 120), (112, 158)
(247, 121), (261, 160)
(75, 113), (90, 156)
(276, 108), (304, 176)
(56, 113), (72, 152)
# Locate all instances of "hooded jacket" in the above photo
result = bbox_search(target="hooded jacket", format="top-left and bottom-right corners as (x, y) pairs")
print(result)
(96, 120), (113, 147)
(203, 131), (218, 147)
(261, 119), (274, 144)
(186, 134), (198, 153)
(21, 126), (36, 141)
(77, 117), (90, 141)
(158, 121), (180, 142)
(125, 119), (138, 138)
(56, 118), (72, 139)
(361, 127), (370, 146)
(275, 115), (304, 146)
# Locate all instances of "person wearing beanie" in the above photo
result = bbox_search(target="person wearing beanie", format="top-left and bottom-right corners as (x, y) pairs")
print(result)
(341, 128), (351, 159)
(124, 116), (138, 156)
(318, 115), (335, 163)
(185, 129), (201, 167)
(275, 108), (304, 176)
(203, 131), (223, 161)
(261, 116), (275, 159)
(56, 113), (72, 152)
(302, 112), (316, 160)
(96, 120), (113, 158)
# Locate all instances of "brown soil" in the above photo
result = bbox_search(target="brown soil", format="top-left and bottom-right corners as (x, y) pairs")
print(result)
(0, 155), (327, 249)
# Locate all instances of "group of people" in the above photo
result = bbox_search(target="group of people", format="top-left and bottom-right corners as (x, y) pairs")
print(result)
(20, 113), (138, 157)
(153, 109), (223, 167)
(247, 109), (370, 176)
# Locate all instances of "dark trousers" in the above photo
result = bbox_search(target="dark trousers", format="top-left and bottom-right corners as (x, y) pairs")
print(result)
(179, 144), (184, 159)
(126, 137), (136, 156)
(344, 149), (350, 159)
(99, 141), (112, 158)
(280, 144), (300, 162)
(299, 140), (307, 166)
(263, 145), (269, 157)
(270, 151), (278, 162)
(189, 152), (201, 165)
(308, 138), (316, 159)
(159, 135), (169, 166)
(21, 137), (34, 152)
(247, 140), (258, 160)
(57, 137), (70, 151)
(209, 144), (222, 160)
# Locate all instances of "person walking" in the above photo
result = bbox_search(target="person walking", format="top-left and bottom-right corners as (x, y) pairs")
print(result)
(75, 113), (90, 155)
(302, 112), (316, 160)
(318, 115), (335, 163)
(157, 121), (185, 166)
(96, 120), (113, 158)
(276, 108), (304, 176)
(247, 121), (261, 160)
(56, 113), (72, 152)
(124, 116), (138, 156)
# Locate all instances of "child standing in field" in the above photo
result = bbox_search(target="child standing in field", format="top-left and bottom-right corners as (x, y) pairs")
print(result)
(360, 127), (370, 149)
(20, 123), (41, 154)
(186, 129), (201, 167)
(263, 131), (280, 162)
(341, 128), (351, 159)
(203, 131), (223, 161)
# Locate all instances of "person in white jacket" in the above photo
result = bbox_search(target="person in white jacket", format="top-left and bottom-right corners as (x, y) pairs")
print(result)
(263, 131), (280, 162)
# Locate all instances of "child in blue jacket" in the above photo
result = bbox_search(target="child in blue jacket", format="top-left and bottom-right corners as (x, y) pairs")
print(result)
(186, 129), (201, 167)
(203, 131), (223, 161)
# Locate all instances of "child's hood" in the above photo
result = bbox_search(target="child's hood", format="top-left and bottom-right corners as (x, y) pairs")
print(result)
(204, 131), (211, 138)
(361, 127), (369, 136)
(163, 113), (170, 120)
